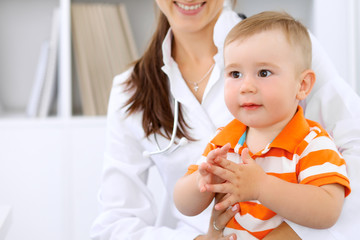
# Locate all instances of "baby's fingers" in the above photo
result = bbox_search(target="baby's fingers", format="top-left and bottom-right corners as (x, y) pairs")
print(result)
(205, 181), (234, 197)
(198, 180), (207, 192)
(207, 143), (231, 164)
(198, 163), (212, 192)
(222, 142), (232, 150)
(198, 162), (210, 176)
(206, 163), (233, 182)
(218, 143), (231, 156)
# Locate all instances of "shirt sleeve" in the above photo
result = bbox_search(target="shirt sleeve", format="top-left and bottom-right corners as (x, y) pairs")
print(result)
(297, 134), (351, 197)
(295, 31), (360, 239)
(90, 73), (200, 240)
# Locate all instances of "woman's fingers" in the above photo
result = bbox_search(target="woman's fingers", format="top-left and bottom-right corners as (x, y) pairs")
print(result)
(219, 234), (237, 240)
(211, 195), (239, 238)
(202, 194), (238, 240)
(215, 195), (237, 211)
(215, 202), (239, 226)
(214, 192), (227, 205)
(196, 233), (237, 240)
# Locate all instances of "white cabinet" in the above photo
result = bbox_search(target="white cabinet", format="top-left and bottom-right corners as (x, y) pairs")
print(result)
(0, 0), (155, 119)
(59, 0), (156, 118)
(0, 0), (59, 117)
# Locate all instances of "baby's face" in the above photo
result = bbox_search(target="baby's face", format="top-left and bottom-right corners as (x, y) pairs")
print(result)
(223, 29), (303, 129)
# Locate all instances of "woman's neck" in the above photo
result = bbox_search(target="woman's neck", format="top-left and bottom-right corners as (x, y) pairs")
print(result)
(172, 27), (217, 65)
(171, 23), (218, 102)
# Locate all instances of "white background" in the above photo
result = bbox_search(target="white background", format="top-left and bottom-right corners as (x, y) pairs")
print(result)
(0, 1), (359, 240)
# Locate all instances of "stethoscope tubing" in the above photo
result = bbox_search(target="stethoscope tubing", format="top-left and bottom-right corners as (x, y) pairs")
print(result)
(143, 99), (187, 157)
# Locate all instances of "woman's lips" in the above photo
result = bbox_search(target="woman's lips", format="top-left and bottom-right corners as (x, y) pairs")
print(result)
(174, 1), (206, 15)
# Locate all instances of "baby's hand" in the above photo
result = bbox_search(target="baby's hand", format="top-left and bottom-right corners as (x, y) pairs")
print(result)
(197, 162), (213, 192)
(205, 148), (268, 211)
(197, 143), (231, 192)
(206, 143), (231, 165)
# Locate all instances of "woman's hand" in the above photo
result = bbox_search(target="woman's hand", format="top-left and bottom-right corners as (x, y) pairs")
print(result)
(195, 193), (238, 240)
(263, 222), (301, 240)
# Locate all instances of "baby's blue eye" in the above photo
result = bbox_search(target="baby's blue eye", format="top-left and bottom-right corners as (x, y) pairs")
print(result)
(258, 70), (272, 77)
(230, 71), (242, 78)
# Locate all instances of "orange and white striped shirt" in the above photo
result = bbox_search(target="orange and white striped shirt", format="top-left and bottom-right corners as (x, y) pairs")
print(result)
(188, 107), (351, 239)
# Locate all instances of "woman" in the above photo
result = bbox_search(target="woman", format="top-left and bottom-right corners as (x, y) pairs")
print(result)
(90, 0), (360, 239)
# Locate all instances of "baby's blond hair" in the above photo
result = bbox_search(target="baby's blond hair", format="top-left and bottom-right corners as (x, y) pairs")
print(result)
(225, 11), (312, 70)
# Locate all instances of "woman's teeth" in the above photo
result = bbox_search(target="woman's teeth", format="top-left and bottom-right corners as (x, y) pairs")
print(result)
(176, 2), (203, 11)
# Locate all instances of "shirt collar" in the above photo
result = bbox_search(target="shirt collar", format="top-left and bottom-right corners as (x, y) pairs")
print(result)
(270, 106), (310, 153)
(210, 106), (310, 155)
(211, 119), (246, 149)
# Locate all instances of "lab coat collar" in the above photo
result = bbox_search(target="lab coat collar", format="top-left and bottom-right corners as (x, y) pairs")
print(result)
(160, 6), (240, 104)
(212, 5), (240, 56)
(161, 4), (239, 69)
(161, 28), (173, 70)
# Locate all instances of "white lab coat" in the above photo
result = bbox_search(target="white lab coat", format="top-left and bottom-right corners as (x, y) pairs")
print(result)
(90, 5), (360, 240)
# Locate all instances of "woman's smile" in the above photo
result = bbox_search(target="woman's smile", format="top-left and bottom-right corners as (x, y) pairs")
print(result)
(174, 1), (206, 15)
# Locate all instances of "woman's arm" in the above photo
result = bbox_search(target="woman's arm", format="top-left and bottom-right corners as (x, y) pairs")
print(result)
(195, 194), (239, 240)
(90, 73), (201, 240)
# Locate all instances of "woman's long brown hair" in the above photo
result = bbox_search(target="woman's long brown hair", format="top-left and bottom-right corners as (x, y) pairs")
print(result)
(124, 1), (236, 141)
(124, 12), (191, 140)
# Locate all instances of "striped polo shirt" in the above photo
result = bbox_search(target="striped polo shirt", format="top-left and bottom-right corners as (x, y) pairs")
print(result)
(188, 107), (351, 239)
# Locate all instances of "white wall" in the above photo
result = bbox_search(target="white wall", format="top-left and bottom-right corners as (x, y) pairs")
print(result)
(311, 0), (359, 92)
(236, 0), (313, 28)
(357, 1), (360, 94)
(0, 119), (106, 240)
(236, 0), (360, 94)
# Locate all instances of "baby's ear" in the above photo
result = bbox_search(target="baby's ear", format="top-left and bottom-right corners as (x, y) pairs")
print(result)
(297, 69), (316, 100)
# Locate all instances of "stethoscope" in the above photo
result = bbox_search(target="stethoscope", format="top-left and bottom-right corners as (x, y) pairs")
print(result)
(142, 99), (188, 158)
